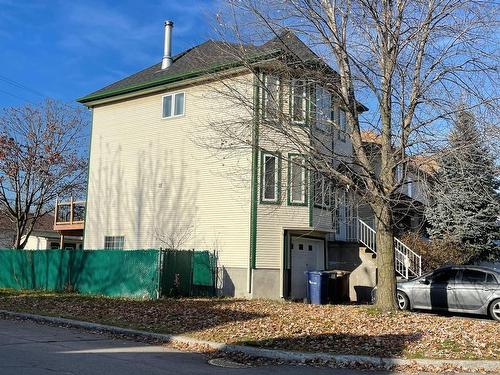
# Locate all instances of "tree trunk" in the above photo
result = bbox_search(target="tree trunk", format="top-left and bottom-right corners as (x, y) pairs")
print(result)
(374, 204), (397, 311)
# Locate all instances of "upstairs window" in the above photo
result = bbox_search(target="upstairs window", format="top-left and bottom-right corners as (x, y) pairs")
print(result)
(407, 177), (414, 198)
(336, 107), (347, 141)
(263, 75), (280, 120)
(261, 152), (280, 203)
(291, 80), (306, 124)
(313, 171), (332, 208)
(104, 236), (125, 250)
(162, 92), (185, 118)
(315, 86), (332, 132)
(288, 155), (307, 205)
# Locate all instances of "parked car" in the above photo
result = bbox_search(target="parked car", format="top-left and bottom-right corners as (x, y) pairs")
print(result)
(395, 265), (500, 321)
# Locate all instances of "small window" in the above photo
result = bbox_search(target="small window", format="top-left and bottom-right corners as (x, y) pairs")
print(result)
(289, 155), (306, 205)
(315, 86), (331, 131)
(162, 92), (185, 118)
(263, 75), (280, 120)
(336, 107), (347, 141)
(308, 245), (313, 251)
(299, 243), (304, 250)
(104, 236), (125, 250)
(407, 178), (414, 198)
(291, 80), (306, 123)
(462, 269), (486, 283)
(262, 153), (280, 202)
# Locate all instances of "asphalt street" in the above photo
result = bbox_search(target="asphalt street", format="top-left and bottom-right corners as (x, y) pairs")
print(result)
(0, 318), (433, 374)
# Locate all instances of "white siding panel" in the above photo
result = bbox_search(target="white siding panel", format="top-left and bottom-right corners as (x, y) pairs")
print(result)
(84, 75), (253, 268)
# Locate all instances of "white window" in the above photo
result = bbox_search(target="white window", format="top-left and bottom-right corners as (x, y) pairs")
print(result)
(336, 107), (347, 141)
(407, 177), (414, 198)
(162, 92), (185, 118)
(315, 86), (331, 131)
(289, 155), (306, 204)
(313, 171), (332, 208)
(291, 80), (306, 124)
(104, 236), (125, 250)
(262, 153), (280, 202)
(395, 165), (403, 183)
(263, 75), (280, 120)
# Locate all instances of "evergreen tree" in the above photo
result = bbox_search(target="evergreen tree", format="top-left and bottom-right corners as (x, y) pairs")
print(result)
(426, 110), (500, 261)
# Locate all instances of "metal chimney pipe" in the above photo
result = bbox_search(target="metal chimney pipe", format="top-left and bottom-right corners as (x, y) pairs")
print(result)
(161, 20), (174, 69)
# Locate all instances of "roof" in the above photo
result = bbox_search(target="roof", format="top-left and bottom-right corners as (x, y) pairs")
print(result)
(78, 31), (327, 104)
(360, 131), (382, 145)
(0, 213), (55, 232)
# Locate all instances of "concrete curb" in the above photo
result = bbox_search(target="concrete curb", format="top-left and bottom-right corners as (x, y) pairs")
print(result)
(1, 309), (498, 371)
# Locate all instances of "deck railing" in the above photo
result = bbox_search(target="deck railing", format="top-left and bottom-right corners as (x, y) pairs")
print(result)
(54, 198), (85, 225)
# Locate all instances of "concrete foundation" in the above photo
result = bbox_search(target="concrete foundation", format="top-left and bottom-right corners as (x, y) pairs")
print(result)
(251, 268), (281, 299)
(218, 267), (249, 298)
(328, 242), (377, 303)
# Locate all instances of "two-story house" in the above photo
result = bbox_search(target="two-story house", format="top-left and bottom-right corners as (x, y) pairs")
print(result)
(78, 22), (422, 301)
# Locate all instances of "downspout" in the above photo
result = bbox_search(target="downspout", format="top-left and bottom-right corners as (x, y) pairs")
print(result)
(248, 71), (260, 294)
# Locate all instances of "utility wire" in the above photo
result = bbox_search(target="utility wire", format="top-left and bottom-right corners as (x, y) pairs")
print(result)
(0, 74), (46, 98)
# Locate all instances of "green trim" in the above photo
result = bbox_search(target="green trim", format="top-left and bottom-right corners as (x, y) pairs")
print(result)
(308, 170), (314, 227)
(259, 150), (282, 205)
(78, 50), (282, 104)
(81, 108), (94, 247)
(249, 72), (260, 270)
(287, 153), (308, 206)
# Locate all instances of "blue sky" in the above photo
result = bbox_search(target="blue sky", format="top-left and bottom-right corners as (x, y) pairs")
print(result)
(0, 0), (217, 109)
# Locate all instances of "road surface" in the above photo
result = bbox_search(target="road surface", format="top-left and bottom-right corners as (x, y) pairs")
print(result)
(0, 318), (419, 374)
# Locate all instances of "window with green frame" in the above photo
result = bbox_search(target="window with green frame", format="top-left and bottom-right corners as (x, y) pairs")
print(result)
(313, 171), (332, 208)
(290, 79), (307, 124)
(261, 152), (281, 203)
(335, 106), (347, 142)
(262, 75), (280, 120)
(288, 154), (307, 205)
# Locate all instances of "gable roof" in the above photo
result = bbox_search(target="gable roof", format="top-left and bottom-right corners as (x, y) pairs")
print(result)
(0, 213), (55, 232)
(78, 31), (327, 105)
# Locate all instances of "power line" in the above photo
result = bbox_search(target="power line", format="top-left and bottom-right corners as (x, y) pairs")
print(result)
(0, 88), (34, 103)
(0, 74), (46, 98)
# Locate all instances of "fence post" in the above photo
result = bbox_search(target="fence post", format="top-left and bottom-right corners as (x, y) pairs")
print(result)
(156, 248), (163, 299)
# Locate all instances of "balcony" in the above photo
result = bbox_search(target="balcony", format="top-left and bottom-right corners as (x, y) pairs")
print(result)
(54, 198), (85, 234)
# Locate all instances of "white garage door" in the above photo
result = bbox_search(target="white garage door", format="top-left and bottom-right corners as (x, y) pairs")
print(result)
(290, 237), (325, 300)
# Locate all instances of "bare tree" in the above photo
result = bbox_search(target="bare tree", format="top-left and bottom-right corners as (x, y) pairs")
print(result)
(0, 99), (88, 249)
(200, 0), (498, 310)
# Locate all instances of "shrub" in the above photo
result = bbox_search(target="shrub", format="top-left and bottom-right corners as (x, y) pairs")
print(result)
(401, 233), (472, 274)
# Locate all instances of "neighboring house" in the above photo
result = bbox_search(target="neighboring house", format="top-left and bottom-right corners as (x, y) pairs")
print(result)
(77, 22), (423, 301)
(357, 131), (437, 236)
(0, 213), (82, 250)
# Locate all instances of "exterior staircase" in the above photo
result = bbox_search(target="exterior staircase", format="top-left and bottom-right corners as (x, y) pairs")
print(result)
(356, 218), (422, 279)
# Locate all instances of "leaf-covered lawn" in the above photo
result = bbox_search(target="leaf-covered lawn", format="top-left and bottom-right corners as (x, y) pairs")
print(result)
(0, 289), (498, 360)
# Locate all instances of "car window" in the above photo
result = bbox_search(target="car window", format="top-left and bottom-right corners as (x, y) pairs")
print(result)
(486, 274), (498, 284)
(431, 269), (457, 283)
(461, 270), (486, 283)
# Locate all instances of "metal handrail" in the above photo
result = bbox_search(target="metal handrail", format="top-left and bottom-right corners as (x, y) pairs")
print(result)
(355, 218), (422, 279)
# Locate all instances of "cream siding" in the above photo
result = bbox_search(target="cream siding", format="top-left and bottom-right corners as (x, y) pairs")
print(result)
(84, 74), (254, 269)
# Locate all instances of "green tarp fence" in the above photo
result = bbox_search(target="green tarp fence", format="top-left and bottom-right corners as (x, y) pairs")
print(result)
(159, 249), (217, 297)
(0, 248), (217, 299)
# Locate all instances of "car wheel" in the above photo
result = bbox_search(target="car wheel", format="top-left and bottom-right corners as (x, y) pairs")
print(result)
(396, 291), (410, 310)
(489, 299), (500, 322)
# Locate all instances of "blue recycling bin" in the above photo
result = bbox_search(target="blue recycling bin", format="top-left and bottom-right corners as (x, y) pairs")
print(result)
(306, 271), (329, 304)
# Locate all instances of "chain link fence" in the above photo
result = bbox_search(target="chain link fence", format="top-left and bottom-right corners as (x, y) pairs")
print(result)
(0, 248), (217, 299)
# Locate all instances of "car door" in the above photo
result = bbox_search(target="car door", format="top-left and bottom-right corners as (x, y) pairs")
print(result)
(412, 269), (457, 310)
(453, 269), (493, 312)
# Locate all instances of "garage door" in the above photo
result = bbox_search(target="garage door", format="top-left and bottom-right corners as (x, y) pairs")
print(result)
(290, 237), (325, 300)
